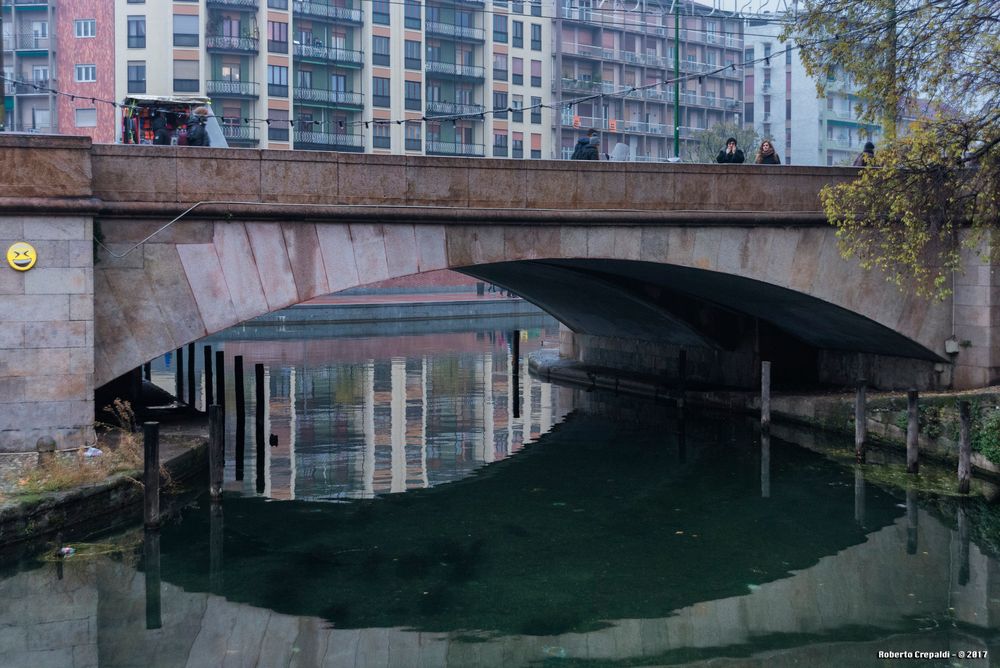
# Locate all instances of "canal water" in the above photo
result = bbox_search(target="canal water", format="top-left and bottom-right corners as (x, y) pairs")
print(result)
(2, 310), (999, 667)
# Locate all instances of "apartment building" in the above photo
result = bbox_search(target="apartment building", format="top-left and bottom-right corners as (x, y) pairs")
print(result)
(554, 0), (744, 161)
(113, 0), (552, 156)
(1, 0), (115, 140)
(743, 17), (879, 166)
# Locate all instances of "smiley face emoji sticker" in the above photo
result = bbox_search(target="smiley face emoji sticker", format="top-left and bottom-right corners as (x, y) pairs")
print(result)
(6, 242), (38, 271)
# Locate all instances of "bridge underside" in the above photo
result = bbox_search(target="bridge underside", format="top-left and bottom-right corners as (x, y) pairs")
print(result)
(460, 260), (944, 389)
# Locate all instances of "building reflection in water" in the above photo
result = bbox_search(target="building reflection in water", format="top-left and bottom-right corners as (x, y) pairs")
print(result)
(153, 324), (566, 501)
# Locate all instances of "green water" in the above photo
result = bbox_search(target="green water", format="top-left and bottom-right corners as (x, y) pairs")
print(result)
(2, 316), (998, 666)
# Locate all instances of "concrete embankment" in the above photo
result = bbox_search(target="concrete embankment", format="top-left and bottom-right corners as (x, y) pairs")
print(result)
(530, 349), (1000, 479)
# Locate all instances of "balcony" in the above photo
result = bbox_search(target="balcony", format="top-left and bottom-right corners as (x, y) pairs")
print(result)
(425, 60), (484, 80)
(220, 124), (259, 145)
(13, 32), (50, 51)
(206, 35), (259, 54)
(293, 87), (364, 108)
(13, 78), (48, 95)
(293, 1), (364, 24)
(206, 80), (260, 98)
(559, 77), (604, 93)
(293, 42), (364, 67)
(207, 0), (258, 9)
(294, 129), (364, 151)
(425, 100), (485, 117)
(426, 21), (485, 42)
(426, 140), (485, 157)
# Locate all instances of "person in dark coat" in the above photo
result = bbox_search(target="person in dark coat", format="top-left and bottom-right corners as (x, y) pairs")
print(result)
(571, 129), (598, 160)
(151, 113), (172, 145)
(754, 139), (781, 164)
(186, 106), (210, 147)
(716, 137), (745, 164)
(853, 141), (875, 166)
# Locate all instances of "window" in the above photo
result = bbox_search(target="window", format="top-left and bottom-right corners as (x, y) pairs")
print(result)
(74, 64), (96, 82)
(530, 24), (541, 50)
(173, 15), (199, 47)
(173, 59), (199, 92)
(493, 15), (507, 43)
(512, 0), (523, 12)
(373, 36), (390, 66)
(493, 53), (508, 81)
(268, 21), (287, 53)
(786, 48), (792, 65)
(531, 0), (541, 16)
(373, 123), (391, 149)
(127, 16), (145, 48)
(267, 65), (288, 97)
(405, 40), (421, 69)
(405, 0), (421, 29)
(530, 59), (541, 87)
(373, 76), (390, 107)
(530, 96), (541, 123)
(127, 61), (146, 94)
(74, 108), (97, 127)
(127, 0), (144, 4)
(405, 121), (421, 150)
(512, 95), (523, 122)
(269, 108), (289, 141)
(512, 136), (524, 158)
(512, 21), (523, 47)
(267, 0), (287, 8)
(493, 91), (508, 118)
(74, 19), (96, 39)
(531, 132), (541, 158)
(296, 69), (312, 88)
(512, 57), (523, 85)
(405, 80), (421, 110)
(493, 132), (508, 157)
(373, 0), (390, 25)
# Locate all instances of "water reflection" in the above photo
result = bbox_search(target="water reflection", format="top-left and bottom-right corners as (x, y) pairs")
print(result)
(152, 317), (565, 500)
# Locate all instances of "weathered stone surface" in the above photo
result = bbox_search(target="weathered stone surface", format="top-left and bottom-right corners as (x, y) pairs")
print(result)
(245, 223), (298, 310)
(22, 218), (89, 241)
(282, 223), (331, 301)
(4, 295), (70, 322)
(24, 268), (91, 295)
(22, 321), (88, 349)
(261, 150), (339, 204)
(350, 223), (390, 285)
(415, 224), (448, 272)
(383, 223), (419, 278)
(561, 226), (589, 259)
(213, 222), (269, 322)
(177, 243), (240, 335)
(316, 224), (360, 293)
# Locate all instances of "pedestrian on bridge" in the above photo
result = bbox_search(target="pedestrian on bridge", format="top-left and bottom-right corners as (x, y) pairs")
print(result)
(754, 139), (781, 165)
(716, 137), (745, 164)
(571, 129), (599, 160)
(853, 141), (875, 166)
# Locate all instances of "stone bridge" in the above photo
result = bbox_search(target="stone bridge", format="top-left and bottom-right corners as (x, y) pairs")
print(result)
(0, 134), (996, 451)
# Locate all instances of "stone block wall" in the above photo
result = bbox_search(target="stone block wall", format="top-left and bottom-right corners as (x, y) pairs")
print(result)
(0, 135), (95, 453)
(952, 235), (1000, 388)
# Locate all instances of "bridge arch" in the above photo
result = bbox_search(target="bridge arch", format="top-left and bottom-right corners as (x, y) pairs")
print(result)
(95, 218), (947, 389)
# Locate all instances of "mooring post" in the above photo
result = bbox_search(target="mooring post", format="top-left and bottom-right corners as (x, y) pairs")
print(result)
(958, 502), (970, 586)
(677, 349), (687, 409)
(143, 362), (151, 381)
(187, 342), (196, 408)
(204, 346), (214, 408)
(854, 466), (866, 527)
(143, 528), (162, 630)
(175, 347), (184, 401)
(906, 389), (919, 474)
(255, 363), (265, 494)
(210, 500), (224, 594)
(760, 361), (771, 431)
(958, 400), (971, 494)
(760, 430), (771, 499)
(234, 355), (246, 481)
(215, 349), (226, 411)
(209, 405), (224, 500)
(677, 411), (687, 464)
(143, 421), (160, 528)
(906, 486), (918, 554)
(855, 379), (867, 463)
(511, 331), (521, 420)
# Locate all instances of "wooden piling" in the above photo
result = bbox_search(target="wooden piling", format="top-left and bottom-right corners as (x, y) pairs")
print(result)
(209, 405), (224, 500)
(215, 350), (226, 410)
(906, 486), (918, 554)
(760, 430), (771, 498)
(143, 422), (160, 528)
(234, 355), (245, 481)
(210, 501), (224, 594)
(854, 379), (867, 462)
(175, 347), (184, 401)
(204, 346), (214, 408)
(143, 528), (162, 630)
(187, 342), (196, 408)
(512, 331), (520, 420)
(906, 389), (919, 474)
(854, 466), (866, 527)
(678, 349), (687, 409)
(143, 362), (151, 381)
(760, 361), (771, 431)
(255, 363), (265, 494)
(958, 400), (972, 494)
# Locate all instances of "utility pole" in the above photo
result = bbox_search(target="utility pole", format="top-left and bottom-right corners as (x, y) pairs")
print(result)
(1, 7), (6, 131)
(673, 0), (680, 158)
